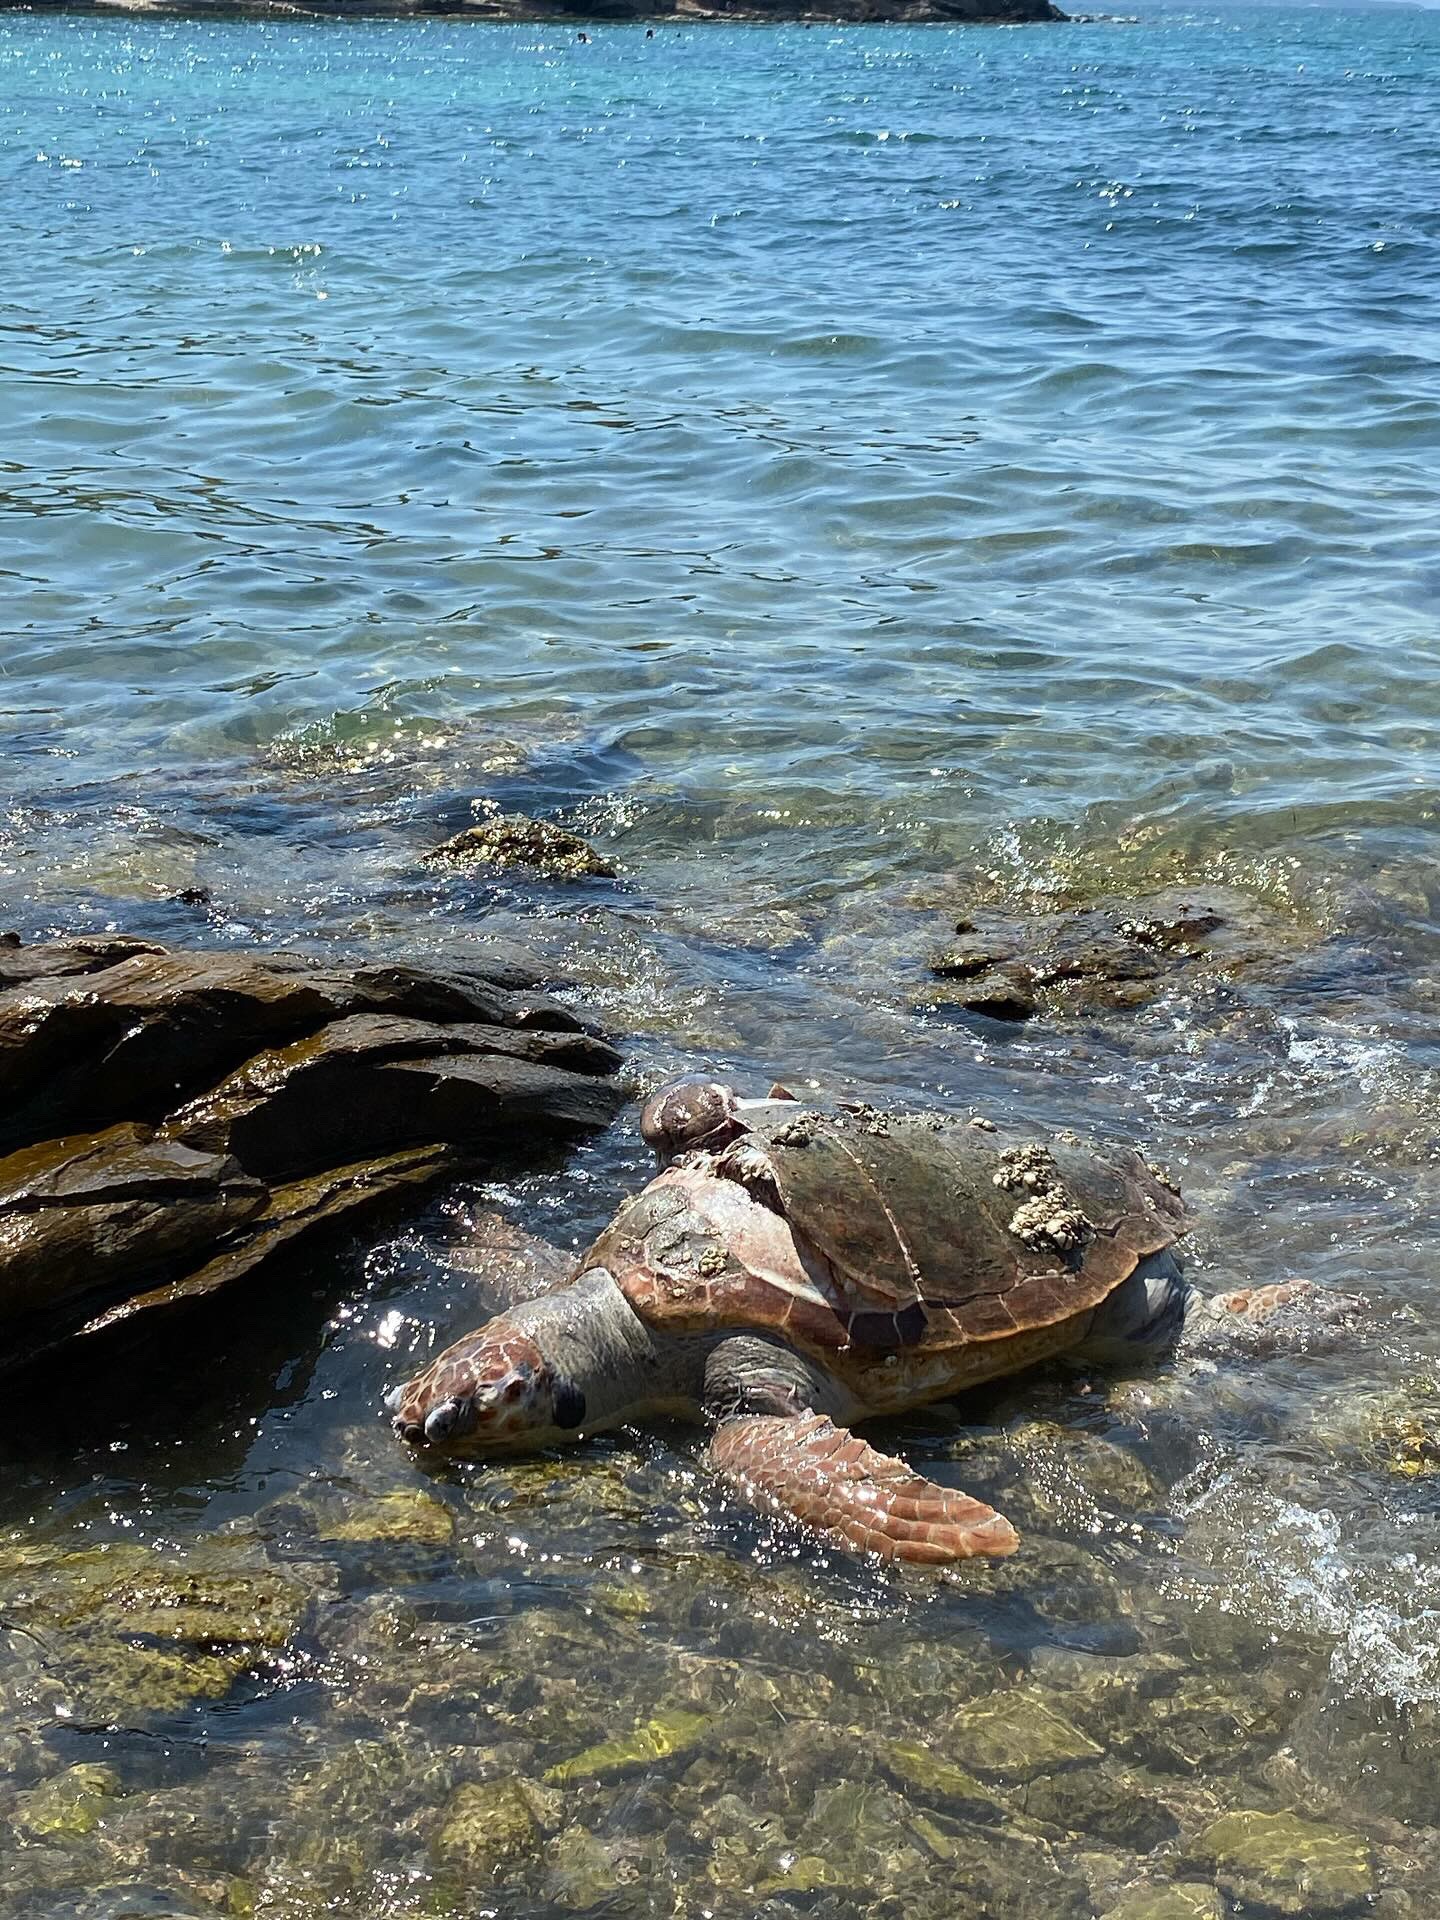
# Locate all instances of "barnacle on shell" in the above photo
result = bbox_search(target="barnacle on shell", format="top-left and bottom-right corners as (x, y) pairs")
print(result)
(1008, 1196), (1094, 1254)
(992, 1143), (1059, 1193)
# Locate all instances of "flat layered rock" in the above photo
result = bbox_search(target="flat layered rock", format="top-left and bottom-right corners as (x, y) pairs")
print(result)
(0, 944), (587, 1152)
(167, 1012), (620, 1177)
(0, 1127), (266, 1323)
(0, 936), (623, 1373)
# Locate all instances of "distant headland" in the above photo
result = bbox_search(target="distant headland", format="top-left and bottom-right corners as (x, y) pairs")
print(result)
(7, 0), (1068, 22)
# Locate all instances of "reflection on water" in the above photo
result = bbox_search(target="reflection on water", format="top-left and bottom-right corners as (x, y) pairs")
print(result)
(2, 3), (1440, 1914)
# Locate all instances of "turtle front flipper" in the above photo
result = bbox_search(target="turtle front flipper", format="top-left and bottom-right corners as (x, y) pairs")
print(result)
(709, 1413), (1019, 1565)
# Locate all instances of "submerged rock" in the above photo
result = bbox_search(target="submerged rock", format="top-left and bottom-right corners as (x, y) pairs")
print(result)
(1286, 1687), (1440, 1829)
(1193, 1808), (1375, 1916)
(1139, 1675), (1284, 1776)
(432, 1779), (542, 1877)
(789, 1778), (1093, 1916)
(543, 1709), (713, 1786)
(424, 811), (616, 880)
(1103, 1886), (1224, 1920)
(15, 1762), (124, 1839)
(314, 1490), (455, 1548)
(0, 936), (622, 1373)
(0, 1534), (322, 1721)
(1307, 1381), (1440, 1480)
(1021, 1765), (1179, 1851)
(947, 1688), (1103, 1780)
(546, 1825), (622, 1911)
(926, 887), (1291, 1022)
(876, 1740), (1006, 1819)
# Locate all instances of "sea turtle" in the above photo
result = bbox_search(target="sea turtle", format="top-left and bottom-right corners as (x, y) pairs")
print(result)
(385, 1078), (1319, 1564)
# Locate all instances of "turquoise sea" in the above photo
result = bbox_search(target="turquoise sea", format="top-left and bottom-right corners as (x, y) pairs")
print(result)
(2, 6), (1439, 1916)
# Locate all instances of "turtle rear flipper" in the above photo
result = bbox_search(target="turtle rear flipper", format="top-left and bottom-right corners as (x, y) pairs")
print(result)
(1180, 1277), (1363, 1358)
(709, 1412), (1018, 1565)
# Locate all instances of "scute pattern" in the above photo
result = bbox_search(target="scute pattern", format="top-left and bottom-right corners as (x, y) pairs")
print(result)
(597, 1106), (1187, 1361)
(753, 1109), (1186, 1348)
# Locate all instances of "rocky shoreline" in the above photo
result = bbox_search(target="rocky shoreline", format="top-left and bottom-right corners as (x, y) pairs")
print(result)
(0, 934), (622, 1376)
(4, 0), (1067, 24)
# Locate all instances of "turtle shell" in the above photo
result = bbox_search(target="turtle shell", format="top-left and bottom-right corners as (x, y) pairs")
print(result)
(590, 1104), (1187, 1356)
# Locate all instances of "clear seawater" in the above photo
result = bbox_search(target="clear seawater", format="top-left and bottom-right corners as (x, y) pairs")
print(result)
(1, 6), (1439, 1916)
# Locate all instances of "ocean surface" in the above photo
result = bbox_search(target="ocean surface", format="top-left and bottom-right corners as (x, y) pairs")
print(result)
(2, 5), (1439, 1916)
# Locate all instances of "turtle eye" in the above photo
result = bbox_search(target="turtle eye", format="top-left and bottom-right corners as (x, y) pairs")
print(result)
(500, 1374), (527, 1403)
(552, 1380), (586, 1430)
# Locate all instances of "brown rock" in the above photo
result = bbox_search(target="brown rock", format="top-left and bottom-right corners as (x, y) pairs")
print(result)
(929, 937), (1018, 981)
(0, 934), (165, 988)
(0, 946), (591, 1153)
(948, 964), (1039, 1022)
(0, 936), (623, 1374)
(167, 1013), (621, 1177)
(0, 1126), (266, 1323)
(927, 889), (1274, 1022)
(77, 1144), (459, 1340)
(424, 812), (616, 880)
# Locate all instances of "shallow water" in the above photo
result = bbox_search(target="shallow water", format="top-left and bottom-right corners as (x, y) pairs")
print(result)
(2, 4), (1439, 1915)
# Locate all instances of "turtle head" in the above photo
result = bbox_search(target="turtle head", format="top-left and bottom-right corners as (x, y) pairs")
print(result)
(385, 1320), (588, 1457)
(640, 1074), (800, 1167)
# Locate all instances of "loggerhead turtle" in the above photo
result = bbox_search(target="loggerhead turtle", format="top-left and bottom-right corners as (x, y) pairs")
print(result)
(385, 1078), (1316, 1564)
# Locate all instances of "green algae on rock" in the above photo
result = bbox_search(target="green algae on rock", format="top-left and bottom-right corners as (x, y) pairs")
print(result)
(1103, 1884), (1225, 1920)
(757, 1851), (848, 1893)
(15, 1763), (124, 1840)
(0, 1536), (317, 1720)
(314, 1490), (456, 1548)
(947, 1688), (1103, 1780)
(1309, 1380), (1440, 1479)
(543, 1709), (713, 1786)
(64, 1561), (306, 1648)
(1194, 1809), (1375, 1915)
(424, 812), (617, 881)
(876, 1740), (1009, 1818)
(432, 1779), (542, 1878)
